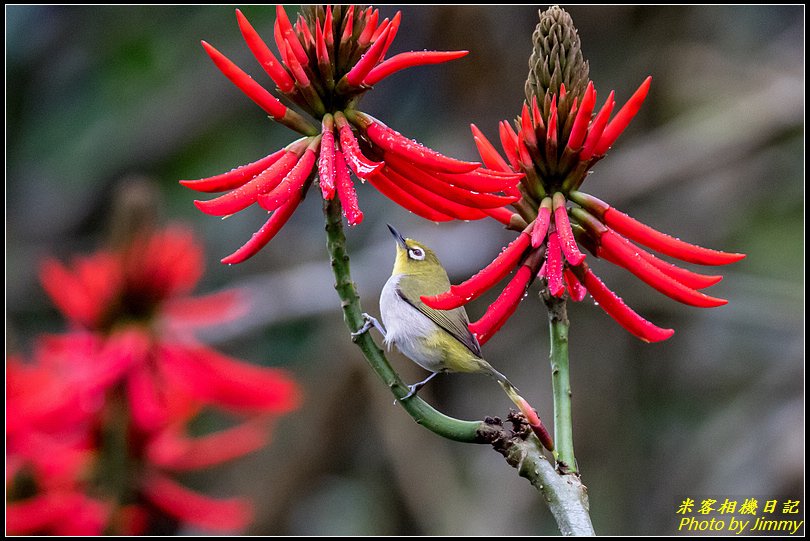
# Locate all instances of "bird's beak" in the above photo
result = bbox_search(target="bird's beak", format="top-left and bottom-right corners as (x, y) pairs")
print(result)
(387, 224), (408, 249)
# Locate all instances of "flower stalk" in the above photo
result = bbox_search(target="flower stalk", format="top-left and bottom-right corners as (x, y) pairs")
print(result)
(545, 294), (576, 474)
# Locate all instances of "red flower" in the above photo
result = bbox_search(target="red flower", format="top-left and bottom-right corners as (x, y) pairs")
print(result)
(423, 9), (744, 344)
(7, 226), (302, 534)
(182, 6), (521, 263)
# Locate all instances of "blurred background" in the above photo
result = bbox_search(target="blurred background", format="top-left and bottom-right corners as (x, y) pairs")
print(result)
(6, 5), (803, 535)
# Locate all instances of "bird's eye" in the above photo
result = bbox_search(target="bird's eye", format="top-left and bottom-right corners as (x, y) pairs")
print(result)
(408, 247), (425, 260)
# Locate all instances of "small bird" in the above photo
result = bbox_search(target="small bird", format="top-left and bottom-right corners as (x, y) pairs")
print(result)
(354, 224), (553, 450)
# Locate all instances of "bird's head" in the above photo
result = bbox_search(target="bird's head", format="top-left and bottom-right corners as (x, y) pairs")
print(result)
(387, 224), (445, 278)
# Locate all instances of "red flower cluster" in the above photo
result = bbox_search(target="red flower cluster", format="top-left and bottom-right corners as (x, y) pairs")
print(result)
(423, 77), (744, 343)
(6, 226), (301, 534)
(182, 6), (521, 263)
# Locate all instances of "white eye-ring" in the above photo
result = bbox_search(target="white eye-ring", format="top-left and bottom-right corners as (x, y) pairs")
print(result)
(408, 247), (425, 260)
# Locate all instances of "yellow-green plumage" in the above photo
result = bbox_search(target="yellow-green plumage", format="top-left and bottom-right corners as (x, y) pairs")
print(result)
(380, 226), (514, 388)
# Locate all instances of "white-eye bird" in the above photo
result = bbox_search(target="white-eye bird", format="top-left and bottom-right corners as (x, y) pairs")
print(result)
(379, 224), (514, 396)
(354, 225), (554, 450)
(355, 225), (540, 416)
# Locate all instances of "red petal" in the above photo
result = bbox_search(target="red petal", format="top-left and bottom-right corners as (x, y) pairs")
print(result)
(334, 150), (364, 225)
(39, 256), (113, 328)
(142, 471), (253, 531)
(600, 230), (728, 307)
(274, 4), (308, 66)
(365, 169), (454, 222)
(567, 81), (595, 150)
(370, 16), (389, 42)
(257, 145), (317, 211)
(318, 119), (336, 199)
(315, 21), (332, 75)
(6, 495), (62, 534)
(594, 76), (651, 156)
(469, 265), (532, 345)
(163, 289), (249, 331)
(545, 231), (565, 297)
(193, 147), (300, 216)
(356, 8), (379, 48)
(422, 232), (531, 311)
(7, 492), (109, 536)
(582, 267), (675, 343)
(335, 113), (383, 178)
(343, 23), (392, 87)
(323, 6), (334, 48)
(563, 268), (587, 302)
(520, 103), (538, 150)
(296, 14), (314, 49)
(419, 163), (522, 193)
(546, 96), (558, 146)
(339, 5), (355, 46)
(379, 11), (401, 60)
(531, 198), (552, 248)
(220, 195), (303, 264)
(484, 207), (523, 227)
(52, 494), (110, 535)
(146, 419), (270, 471)
(201, 40), (286, 120)
(471, 123), (511, 173)
(235, 9), (295, 93)
(282, 38), (310, 88)
(553, 193), (586, 265)
(597, 231), (723, 290)
(160, 343), (301, 413)
(127, 363), (169, 432)
(382, 167), (486, 221)
(358, 114), (480, 173)
(364, 50), (468, 86)
(603, 207), (746, 265)
(579, 90), (614, 161)
(180, 149), (286, 194)
(383, 154), (518, 209)
(499, 120), (520, 170)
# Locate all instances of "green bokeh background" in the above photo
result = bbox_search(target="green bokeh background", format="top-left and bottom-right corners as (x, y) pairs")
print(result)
(6, 5), (804, 535)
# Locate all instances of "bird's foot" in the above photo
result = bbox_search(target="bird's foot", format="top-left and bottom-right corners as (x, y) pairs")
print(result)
(400, 371), (441, 401)
(351, 313), (386, 339)
(402, 383), (423, 401)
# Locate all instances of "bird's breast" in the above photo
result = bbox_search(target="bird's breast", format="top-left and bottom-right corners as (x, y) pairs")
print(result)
(380, 274), (446, 372)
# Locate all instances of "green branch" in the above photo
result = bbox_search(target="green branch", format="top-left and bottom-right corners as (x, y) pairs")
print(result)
(323, 197), (593, 534)
(546, 295), (577, 474)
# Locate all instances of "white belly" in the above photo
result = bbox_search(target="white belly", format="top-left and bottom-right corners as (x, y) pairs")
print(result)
(380, 274), (446, 373)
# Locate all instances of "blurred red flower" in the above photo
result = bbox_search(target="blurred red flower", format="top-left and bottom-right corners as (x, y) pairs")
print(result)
(7, 226), (301, 534)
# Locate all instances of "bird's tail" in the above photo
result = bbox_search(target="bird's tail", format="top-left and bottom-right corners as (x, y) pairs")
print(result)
(485, 364), (554, 452)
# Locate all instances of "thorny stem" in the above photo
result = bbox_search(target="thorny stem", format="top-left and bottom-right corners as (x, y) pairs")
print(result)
(546, 294), (578, 474)
(323, 197), (594, 534)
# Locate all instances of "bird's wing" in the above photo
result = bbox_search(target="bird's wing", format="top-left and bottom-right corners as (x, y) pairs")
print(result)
(396, 275), (482, 358)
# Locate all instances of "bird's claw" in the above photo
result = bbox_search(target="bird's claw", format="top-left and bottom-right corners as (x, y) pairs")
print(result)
(402, 383), (423, 400)
(351, 313), (386, 339)
(398, 372), (440, 402)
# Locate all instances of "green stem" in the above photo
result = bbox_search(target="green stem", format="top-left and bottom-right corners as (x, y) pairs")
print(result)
(546, 295), (577, 474)
(323, 197), (481, 442)
(323, 197), (593, 533)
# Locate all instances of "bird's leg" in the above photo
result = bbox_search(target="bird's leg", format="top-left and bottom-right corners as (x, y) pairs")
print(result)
(402, 371), (441, 400)
(351, 312), (387, 338)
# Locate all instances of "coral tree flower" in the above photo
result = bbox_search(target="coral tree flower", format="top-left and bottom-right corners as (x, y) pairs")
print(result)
(7, 226), (300, 534)
(422, 7), (744, 344)
(182, 5), (521, 263)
